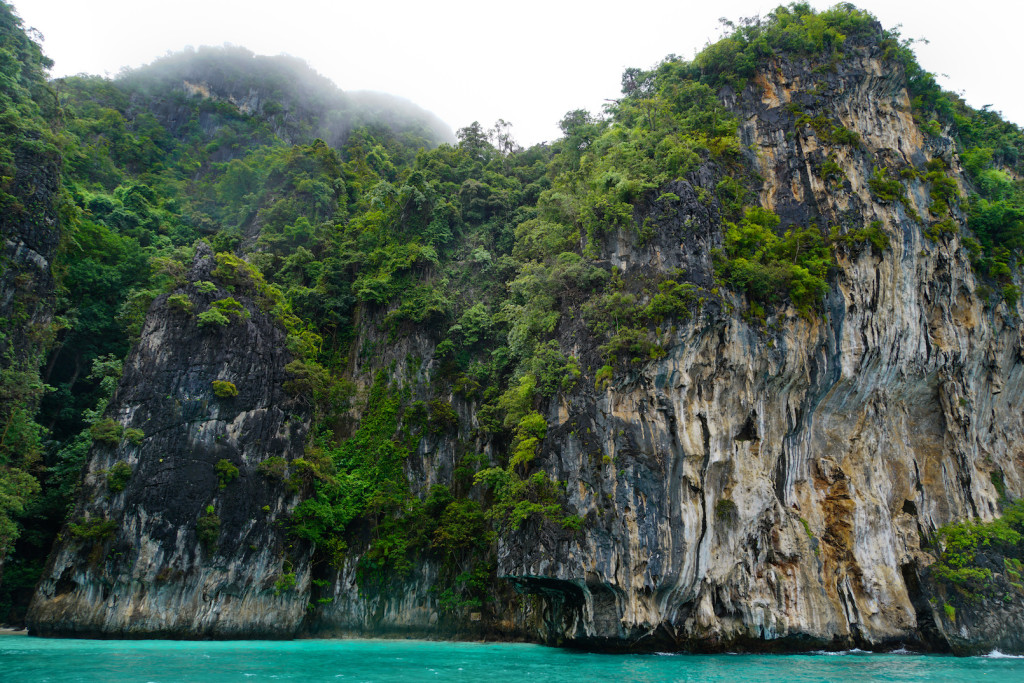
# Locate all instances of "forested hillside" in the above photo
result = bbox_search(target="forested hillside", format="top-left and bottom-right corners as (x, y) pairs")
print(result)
(4, 1), (1024, 653)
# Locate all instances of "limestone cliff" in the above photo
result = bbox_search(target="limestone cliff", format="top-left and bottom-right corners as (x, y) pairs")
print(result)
(27, 24), (1024, 654)
(29, 244), (313, 637)
(493, 39), (1023, 654)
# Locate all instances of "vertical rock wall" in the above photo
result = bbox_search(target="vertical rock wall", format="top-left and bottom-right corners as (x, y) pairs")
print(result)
(28, 244), (312, 637)
(496, 44), (1024, 652)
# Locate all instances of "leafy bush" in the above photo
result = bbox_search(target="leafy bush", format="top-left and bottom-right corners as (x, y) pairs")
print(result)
(89, 418), (123, 446)
(834, 222), (890, 255)
(210, 298), (249, 322)
(215, 459), (240, 488)
(473, 411), (576, 531)
(257, 456), (288, 480)
(211, 380), (238, 398)
(193, 280), (217, 293)
(197, 506), (220, 553)
(166, 293), (194, 314)
(427, 399), (459, 434)
(197, 309), (230, 327)
(289, 375), (417, 569)
(867, 167), (905, 203)
(716, 207), (830, 314)
(124, 428), (144, 445)
(107, 461), (132, 493)
(68, 517), (118, 540)
(273, 572), (296, 595)
(930, 499), (1024, 593)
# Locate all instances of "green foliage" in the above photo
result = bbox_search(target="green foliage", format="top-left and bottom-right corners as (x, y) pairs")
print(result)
(89, 418), (123, 445)
(992, 470), (1008, 501)
(923, 218), (956, 243)
(0, 466), (40, 555)
(1003, 285), (1020, 309)
(106, 461), (132, 493)
(426, 399), (458, 434)
(943, 603), (956, 621)
(685, 3), (878, 91)
(795, 112), (861, 147)
(215, 459), (240, 488)
(868, 167), (906, 204)
(289, 373), (416, 569)
(197, 308), (230, 327)
(258, 456), (288, 480)
(166, 294), (194, 314)
(274, 572), (296, 595)
(196, 506), (221, 554)
(931, 499), (1024, 594)
(68, 517), (117, 540)
(799, 517), (814, 539)
(474, 411), (575, 532)
(925, 167), (959, 215)
(211, 380), (239, 398)
(643, 280), (700, 323)
(194, 281), (217, 294)
(716, 207), (830, 314)
(818, 154), (846, 186)
(834, 221), (890, 256)
(204, 298), (250, 326)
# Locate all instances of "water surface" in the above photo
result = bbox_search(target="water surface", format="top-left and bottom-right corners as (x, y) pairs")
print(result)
(3, 635), (1022, 682)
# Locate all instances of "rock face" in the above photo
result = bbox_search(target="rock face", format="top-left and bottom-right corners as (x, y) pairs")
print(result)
(0, 143), (61, 347)
(28, 244), (312, 638)
(27, 39), (1024, 653)
(496, 42), (1024, 653)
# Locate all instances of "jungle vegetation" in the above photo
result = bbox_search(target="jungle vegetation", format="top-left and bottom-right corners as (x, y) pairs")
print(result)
(1, 1), (1023, 622)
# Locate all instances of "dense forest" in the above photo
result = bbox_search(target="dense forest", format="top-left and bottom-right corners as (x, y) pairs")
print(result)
(3, 1), (1024, 648)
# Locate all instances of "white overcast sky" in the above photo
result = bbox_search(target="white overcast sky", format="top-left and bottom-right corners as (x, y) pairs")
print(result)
(13, 0), (1023, 147)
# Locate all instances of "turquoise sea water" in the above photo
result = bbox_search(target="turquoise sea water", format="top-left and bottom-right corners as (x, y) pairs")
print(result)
(2, 636), (1023, 682)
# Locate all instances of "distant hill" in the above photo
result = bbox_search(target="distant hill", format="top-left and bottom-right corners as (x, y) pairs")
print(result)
(114, 45), (453, 150)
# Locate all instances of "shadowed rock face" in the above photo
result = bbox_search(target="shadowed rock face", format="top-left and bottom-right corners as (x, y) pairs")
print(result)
(28, 244), (312, 638)
(27, 37), (1024, 653)
(0, 107), (62, 583)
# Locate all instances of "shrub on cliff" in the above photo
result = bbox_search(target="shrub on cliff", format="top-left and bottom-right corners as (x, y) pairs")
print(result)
(211, 380), (238, 398)
(89, 418), (123, 446)
(106, 461), (132, 493)
(214, 459), (239, 488)
(931, 499), (1024, 597)
(196, 507), (220, 553)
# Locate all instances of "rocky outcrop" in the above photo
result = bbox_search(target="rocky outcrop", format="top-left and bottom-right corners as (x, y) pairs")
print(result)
(27, 36), (1024, 653)
(496, 41), (1024, 653)
(28, 244), (312, 638)
(0, 143), (61, 343)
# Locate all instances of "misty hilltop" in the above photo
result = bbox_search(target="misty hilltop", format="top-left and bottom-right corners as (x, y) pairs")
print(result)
(104, 45), (454, 151)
